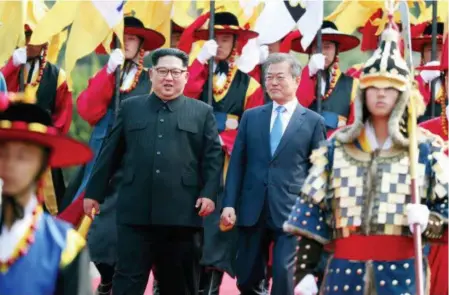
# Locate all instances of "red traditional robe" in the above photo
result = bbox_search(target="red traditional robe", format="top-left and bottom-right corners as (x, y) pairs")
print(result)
(419, 117), (448, 295)
(184, 59), (264, 155)
(0, 58), (72, 134)
(77, 66), (119, 126)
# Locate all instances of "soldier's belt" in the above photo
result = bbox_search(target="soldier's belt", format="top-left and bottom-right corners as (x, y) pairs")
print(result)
(214, 112), (239, 133)
(333, 235), (415, 261)
(321, 111), (347, 130)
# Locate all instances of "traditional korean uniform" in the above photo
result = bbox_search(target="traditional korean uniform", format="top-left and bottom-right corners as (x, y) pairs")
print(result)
(0, 92), (93, 295)
(284, 21), (448, 295)
(412, 21), (446, 123)
(0, 25), (73, 214)
(293, 21), (360, 137)
(418, 37), (448, 295)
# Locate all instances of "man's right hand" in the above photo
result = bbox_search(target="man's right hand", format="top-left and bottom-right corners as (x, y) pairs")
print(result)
(294, 274), (318, 295)
(83, 198), (100, 217)
(197, 39), (218, 64)
(12, 47), (27, 66)
(220, 207), (236, 227)
(107, 49), (125, 74)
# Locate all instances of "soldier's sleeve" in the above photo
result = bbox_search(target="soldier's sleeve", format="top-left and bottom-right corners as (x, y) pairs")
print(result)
(423, 137), (449, 244)
(54, 229), (93, 295)
(52, 69), (72, 134)
(284, 140), (334, 284)
(183, 59), (208, 99)
(77, 66), (116, 126)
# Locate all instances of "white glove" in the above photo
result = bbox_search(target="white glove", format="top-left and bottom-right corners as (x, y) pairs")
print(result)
(308, 53), (325, 77)
(107, 49), (125, 74)
(12, 47), (27, 67)
(258, 45), (269, 64)
(294, 274), (318, 295)
(197, 39), (218, 64)
(406, 203), (430, 233)
(420, 61), (441, 83)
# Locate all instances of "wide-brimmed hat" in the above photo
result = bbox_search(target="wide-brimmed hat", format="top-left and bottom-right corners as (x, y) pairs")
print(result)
(0, 92), (93, 167)
(96, 16), (166, 55)
(411, 22), (444, 52)
(416, 32), (448, 72)
(291, 21), (360, 53)
(194, 12), (258, 41)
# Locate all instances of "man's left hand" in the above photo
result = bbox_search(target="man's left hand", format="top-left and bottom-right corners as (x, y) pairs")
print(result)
(196, 197), (215, 217)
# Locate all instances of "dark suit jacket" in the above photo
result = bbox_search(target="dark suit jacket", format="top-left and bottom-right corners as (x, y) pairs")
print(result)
(222, 102), (326, 229)
(85, 93), (223, 227)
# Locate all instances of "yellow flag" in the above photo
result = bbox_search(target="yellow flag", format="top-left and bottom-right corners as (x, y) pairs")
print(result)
(326, 0), (422, 34)
(29, 0), (78, 46)
(417, 2), (448, 24)
(64, 1), (124, 86)
(0, 0), (27, 66)
(27, 0), (66, 64)
(124, 1), (173, 48)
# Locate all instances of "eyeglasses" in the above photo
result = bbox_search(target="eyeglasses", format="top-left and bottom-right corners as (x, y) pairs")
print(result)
(154, 67), (187, 78)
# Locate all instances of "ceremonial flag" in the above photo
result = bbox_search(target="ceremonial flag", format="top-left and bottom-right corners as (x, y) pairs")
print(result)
(30, 0), (125, 86)
(254, 0), (324, 51)
(326, 0), (423, 34)
(65, 1), (124, 80)
(0, 0), (27, 66)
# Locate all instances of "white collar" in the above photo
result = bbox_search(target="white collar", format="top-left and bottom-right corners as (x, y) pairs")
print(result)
(365, 120), (392, 150)
(272, 99), (298, 114)
(0, 195), (38, 260)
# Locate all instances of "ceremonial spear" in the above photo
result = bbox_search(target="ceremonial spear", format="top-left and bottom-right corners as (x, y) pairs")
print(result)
(207, 0), (215, 106)
(114, 37), (122, 119)
(429, 0), (438, 118)
(398, 1), (425, 294)
(315, 19), (323, 113)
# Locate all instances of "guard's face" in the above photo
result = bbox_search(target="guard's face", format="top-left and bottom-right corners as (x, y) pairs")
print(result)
(0, 141), (44, 196)
(265, 61), (300, 103)
(25, 32), (46, 59)
(124, 34), (141, 60)
(215, 33), (234, 61)
(422, 43), (442, 65)
(365, 87), (400, 118)
(171, 32), (181, 48)
(267, 41), (281, 54)
(312, 40), (337, 69)
(150, 55), (189, 100)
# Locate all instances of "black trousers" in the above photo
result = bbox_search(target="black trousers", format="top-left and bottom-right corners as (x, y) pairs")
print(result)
(113, 224), (200, 295)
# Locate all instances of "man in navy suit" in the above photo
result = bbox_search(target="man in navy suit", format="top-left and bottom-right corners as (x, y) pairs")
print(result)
(221, 53), (326, 295)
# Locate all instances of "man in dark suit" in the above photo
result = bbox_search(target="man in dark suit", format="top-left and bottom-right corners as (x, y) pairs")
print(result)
(221, 53), (326, 295)
(83, 48), (223, 295)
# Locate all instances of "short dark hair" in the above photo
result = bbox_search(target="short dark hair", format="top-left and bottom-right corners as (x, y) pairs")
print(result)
(151, 48), (189, 68)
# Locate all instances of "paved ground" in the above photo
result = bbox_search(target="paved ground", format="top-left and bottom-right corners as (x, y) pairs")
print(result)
(90, 263), (241, 294)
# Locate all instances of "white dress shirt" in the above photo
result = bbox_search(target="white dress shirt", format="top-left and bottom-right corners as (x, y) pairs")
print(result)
(365, 120), (393, 150)
(0, 195), (38, 260)
(270, 98), (298, 134)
